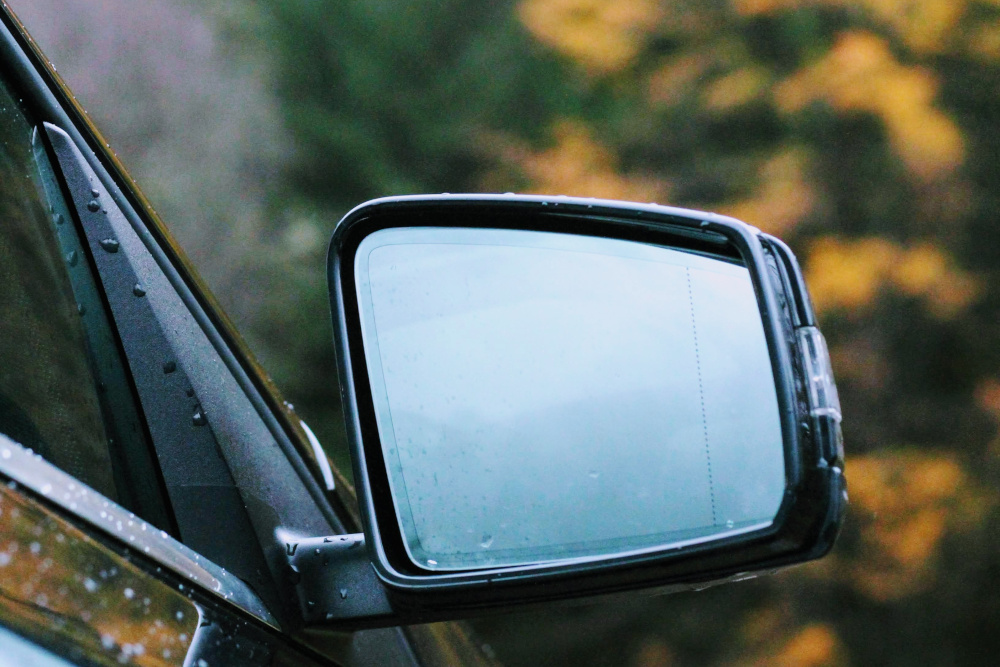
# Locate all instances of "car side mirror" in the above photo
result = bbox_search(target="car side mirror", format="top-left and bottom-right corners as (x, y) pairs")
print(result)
(316, 194), (845, 626)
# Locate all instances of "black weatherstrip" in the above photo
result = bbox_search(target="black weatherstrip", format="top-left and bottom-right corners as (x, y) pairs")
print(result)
(43, 124), (281, 613)
(0, 10), (344, 537)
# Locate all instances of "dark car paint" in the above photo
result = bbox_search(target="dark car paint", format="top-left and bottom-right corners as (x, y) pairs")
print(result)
(0, 3), (496, 665)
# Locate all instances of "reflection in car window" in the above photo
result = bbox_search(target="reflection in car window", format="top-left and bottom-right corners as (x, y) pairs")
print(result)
(0, 79), (116, 499)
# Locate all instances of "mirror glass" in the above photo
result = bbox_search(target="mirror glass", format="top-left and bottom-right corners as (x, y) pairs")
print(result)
(355, 227), (785, 571)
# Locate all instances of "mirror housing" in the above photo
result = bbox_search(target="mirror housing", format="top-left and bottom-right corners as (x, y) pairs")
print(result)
(321, 194), (845, 625)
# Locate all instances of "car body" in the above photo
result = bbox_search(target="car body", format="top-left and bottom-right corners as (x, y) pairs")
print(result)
(0, 5), (498, 665)
(0, 3), (843, 665)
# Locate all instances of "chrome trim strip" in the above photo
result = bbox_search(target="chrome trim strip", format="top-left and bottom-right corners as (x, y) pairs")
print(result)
(300, 420), (335, 491)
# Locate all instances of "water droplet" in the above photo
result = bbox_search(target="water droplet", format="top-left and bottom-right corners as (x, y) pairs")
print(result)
(101, 634), (115, 650)
(91, 188), (100, 198)
(40, 484), (51, 495)
(0, 553), (11, 567)
(77, 303), (86, 315)
(588, 470), (599, 479)
(66, 250), (78, 266)
(1, 449), (10, 459)
(725, 520), (734, 529)
(83, 577), (98, 592)
(192, 409), (207, 426)
(162, 361), (176, 374)
(427, 559), (438, 566)
(52, 213), (64, 225)
(99, 238), (119, 253)
(87, 200), (100, 212)
(175, 611), (184, 621)
(339, 588), (348, 599)
(124, 587), (134, 599)
(132, 283), (146, 297)
(480, 534), (493, 549)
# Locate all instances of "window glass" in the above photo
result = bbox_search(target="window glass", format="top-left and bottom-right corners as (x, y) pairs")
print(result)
(0, 80), (117, 499)
(356, 227), (785, 570)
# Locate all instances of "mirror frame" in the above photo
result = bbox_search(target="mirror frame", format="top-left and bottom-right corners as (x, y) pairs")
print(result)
(328, 194), (845, 611)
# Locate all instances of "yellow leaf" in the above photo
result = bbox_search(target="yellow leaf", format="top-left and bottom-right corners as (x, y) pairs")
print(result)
(769, 624), (842, 667)
(719, 147), (815, 236)
(702, 66), (772, 111)
(853, 0), (965, 54)
(735, 0), (965, 53)
(974, 378), (1000, 458)
(507, 120), (671, 201)
(843, 450), (980, 600)
(805, 236), (898, 313)
(805, 236), (979, 317)
(731, 0), (801, 17)
(518, 0), (661, 74)
(647, 54), (711, 107)
(774, 31), (964, 179)
(968, 20), (1000, 61)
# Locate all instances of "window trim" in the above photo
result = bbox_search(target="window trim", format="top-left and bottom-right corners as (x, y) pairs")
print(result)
(0, 9), (346, 629)
(0, 432), (277, 627)
(0, 6), (350, 535)
(28, 125), (177, 533)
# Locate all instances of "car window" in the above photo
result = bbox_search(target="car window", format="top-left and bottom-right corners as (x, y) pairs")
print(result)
(0, 78), (120, 499)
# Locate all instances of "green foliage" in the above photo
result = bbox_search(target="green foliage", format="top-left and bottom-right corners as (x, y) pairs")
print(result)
(260, 0), (573, 209)
(217, 0), (1000, 663)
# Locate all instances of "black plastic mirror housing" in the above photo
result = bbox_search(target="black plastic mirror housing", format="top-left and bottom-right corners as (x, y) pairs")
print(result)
(323, 194), (846, 625)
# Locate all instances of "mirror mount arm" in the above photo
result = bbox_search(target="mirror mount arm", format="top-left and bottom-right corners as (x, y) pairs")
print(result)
(284, 533), (397, 629)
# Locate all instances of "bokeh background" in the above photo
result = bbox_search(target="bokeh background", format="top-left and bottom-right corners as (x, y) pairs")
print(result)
(10, 0), (1000, 664)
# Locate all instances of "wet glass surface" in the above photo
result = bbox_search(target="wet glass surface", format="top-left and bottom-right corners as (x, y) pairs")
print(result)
(0, 478), (198, 666)
(0, 464), (333, 666)
(0, 66), (117, 500)
(356, 227), (785, 570)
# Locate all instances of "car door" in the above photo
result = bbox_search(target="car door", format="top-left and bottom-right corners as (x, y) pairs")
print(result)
(0, 6), (493, 666)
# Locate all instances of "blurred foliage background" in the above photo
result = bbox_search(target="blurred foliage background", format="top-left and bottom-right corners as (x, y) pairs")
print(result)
(10, 0), (1000, 664)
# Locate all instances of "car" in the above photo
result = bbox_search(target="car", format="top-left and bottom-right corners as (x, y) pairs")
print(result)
(0, 4), (845, 666)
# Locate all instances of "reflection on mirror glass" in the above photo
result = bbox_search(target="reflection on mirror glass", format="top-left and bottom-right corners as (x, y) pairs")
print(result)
(355, 227), (785, 571)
